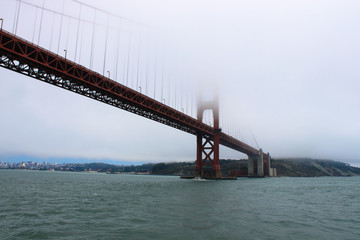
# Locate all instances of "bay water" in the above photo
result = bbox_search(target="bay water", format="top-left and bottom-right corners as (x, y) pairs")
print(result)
(1, 169), (359, 239)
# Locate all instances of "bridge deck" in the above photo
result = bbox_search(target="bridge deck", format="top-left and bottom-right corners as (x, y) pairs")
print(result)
(0, 29), (259, 156)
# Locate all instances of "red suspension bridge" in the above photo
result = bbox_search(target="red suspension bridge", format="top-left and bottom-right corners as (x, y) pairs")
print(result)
(0, 0), (271, 179)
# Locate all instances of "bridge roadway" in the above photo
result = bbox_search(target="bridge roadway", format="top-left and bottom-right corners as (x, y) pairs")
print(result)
(0, 29), (259, 157)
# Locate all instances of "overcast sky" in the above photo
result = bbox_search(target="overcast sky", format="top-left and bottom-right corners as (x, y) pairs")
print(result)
(0, 0), (359, 166)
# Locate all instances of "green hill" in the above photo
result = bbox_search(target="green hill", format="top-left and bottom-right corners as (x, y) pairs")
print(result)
(151, 158), (360, 177)
(271, 158), (360, 177)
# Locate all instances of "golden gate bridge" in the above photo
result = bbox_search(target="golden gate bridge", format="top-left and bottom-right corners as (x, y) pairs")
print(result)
(0, 0), (271, 179)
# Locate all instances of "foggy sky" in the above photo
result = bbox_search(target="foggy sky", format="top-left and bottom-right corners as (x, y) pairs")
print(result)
(1, 0), (359, 166)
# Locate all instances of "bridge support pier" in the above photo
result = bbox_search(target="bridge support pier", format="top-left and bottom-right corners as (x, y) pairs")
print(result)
(194, 94), (222, 179)
(248, 148), (264, 177)
(195, 133), (222, 179)
(257, 148), (264, 176)
(248, 155), (255, 176)
(263, 152), (271, 176)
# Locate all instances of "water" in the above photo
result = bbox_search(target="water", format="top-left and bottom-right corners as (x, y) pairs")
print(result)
(1, 170), (359, 240)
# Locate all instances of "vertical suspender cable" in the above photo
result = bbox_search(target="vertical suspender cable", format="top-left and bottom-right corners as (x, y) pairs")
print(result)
(89, 10), (96, 69)
(102, 15), (109, 76)
(250, 128), (259, 149)
(191, 93), (193, 118)
(174, 77), (177, 110)
(180, 79), (183, 111)
(74, 4), (82, 63)
(13, 0), (19, 33)
(49, 13), (56, 51)
(122, 51), (127, 85)
(136, 34), (141, 90)
(37, 0), (45, 45)
(32, 8), (38, 43)
(131, 50), (136, 89)
(187, 89), (190, 116)
(186, 84), (188, 115)
(78, 21), (83, 65)
(145, 44), (149, 95)
(65, 17), (71, 57)
(57, 0), (65, 55)
(154, 49), (157, 99)
(153, 51), (157, 99)
(114, 26), (121, 82)
(161, 67), (164, 102)
(168, 71), (171, 107)
(126, 29), (131, 86)
(166, 54), (171, 106)
(14, 0), (22, 35)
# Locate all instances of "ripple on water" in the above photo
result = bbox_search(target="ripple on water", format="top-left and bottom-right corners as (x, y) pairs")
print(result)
(1, 171), (360, 240)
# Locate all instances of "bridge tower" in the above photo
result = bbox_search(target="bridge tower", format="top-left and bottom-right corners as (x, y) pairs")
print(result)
(195, 95), (222, 179)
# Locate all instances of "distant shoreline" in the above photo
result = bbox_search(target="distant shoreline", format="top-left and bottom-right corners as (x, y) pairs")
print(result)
(1, 158), (359, 177)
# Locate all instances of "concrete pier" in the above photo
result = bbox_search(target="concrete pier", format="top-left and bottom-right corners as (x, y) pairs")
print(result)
(257, 148), (264, 176)
(248, 155), (255, 176)
(248, 148), (264, 177)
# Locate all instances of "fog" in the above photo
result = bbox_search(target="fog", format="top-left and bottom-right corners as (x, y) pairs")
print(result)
(0, 0), (359, 166)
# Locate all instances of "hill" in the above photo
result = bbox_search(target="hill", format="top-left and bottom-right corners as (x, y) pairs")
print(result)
(151, 158), (360, 177)
(4, 158), (359, 177)
(271, 158), (360, 177)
